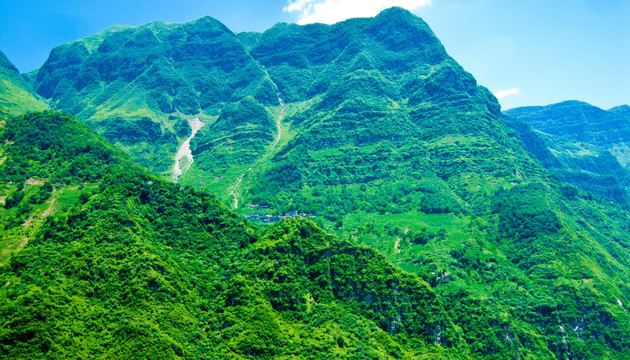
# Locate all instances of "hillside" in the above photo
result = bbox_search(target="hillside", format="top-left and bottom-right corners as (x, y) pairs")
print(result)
(10, 8), (630, 359)
(505, 101), (630, 203)
(0, 50), (48, 115)
(0, 111), (471, 359)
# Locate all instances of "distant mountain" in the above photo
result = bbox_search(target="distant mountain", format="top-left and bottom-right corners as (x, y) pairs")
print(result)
(0, 50), (48, 115)
(610, 104), (630, 117)
(505, 100), (630, 203)
(506, 101), (630, 167)
(9, 7), (630, 359)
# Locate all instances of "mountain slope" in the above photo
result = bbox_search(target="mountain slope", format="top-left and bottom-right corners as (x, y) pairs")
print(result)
(235, 7), (537, 217)
(212, 10), (630, 359)
(506, 101), (630, 164)
(0, 111), (470, 359)
(0, 51), (48, 115)
(505, 101), (630, 203)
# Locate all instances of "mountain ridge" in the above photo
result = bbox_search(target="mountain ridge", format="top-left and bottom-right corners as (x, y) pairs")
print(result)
(0, 50), (48, 115)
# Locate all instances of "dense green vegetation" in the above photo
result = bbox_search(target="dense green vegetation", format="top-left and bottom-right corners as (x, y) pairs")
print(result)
(1, 111), (132, 184)
(4, 7), (630, 359)
(234, 10), (630, 359)
(192, 97), (277, 176)
(0, 110), (141, 271)
(0, 111), (472, 359)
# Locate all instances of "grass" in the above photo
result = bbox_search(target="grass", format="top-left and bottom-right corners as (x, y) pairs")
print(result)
(344, 210), (464, 231)
(0, 79), (48, 114)
(318, 210), (471, 274)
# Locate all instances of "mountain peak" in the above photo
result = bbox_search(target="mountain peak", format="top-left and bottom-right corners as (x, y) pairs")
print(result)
(374, 6), (432, 29)
(190, 15), (233, 35)
(554, 99), (602, 109)
(609, 104), (630, 113)
(365, 6), (443, 57)
(377, 6), (416, 18)
(505, 100), (607, 119)
(373, 6), (431, 26)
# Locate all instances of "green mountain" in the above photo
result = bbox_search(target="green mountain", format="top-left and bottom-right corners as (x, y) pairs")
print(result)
(505, 101), (630, 163)
(0, 51), (48, 115)
(6, 7), (630, 359)
(0, 111), (472, 359)
(505, 101), (630, 203)
(29, 18), (277, 173)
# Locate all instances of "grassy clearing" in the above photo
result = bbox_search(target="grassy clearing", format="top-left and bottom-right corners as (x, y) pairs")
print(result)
(0, 183), (99, 266)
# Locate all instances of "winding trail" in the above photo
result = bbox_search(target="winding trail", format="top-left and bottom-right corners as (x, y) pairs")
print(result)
(173, 117), (205, 182)
(228, 82), (285, 209)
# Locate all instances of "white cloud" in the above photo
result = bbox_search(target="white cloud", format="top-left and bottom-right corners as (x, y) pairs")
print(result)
(494, 87), (522, 100)
(284, 0), (314, 12)
(283, 0), (432, 25)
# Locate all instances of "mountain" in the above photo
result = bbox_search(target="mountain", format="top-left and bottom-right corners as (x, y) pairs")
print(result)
(505, 101), (630, 165)
(0, 111), (471, 359)
(505, 101), (630, 203)
(0, 51), (48, 115)
(28, 18), (277, 173)
(9, 7), (630, 359)
(28, 7), (534, 209)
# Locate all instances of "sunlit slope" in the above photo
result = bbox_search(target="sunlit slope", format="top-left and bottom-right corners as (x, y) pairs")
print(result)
(0, 51), (48, 115)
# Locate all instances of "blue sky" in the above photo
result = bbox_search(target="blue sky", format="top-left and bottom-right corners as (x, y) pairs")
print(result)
(0, 0), (628, 110)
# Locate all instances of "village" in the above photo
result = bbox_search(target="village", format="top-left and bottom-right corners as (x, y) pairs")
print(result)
(243, 204), (315, 223)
